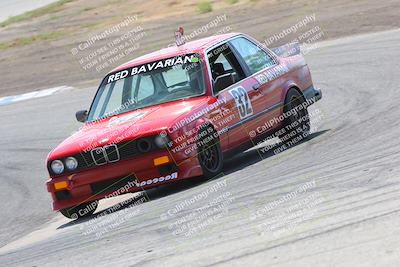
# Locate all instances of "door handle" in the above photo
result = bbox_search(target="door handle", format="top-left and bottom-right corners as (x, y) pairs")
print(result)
(252, 83), (261, 90)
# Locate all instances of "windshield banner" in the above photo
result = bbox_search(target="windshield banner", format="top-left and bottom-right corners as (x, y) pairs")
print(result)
(107, 54), (201, 84)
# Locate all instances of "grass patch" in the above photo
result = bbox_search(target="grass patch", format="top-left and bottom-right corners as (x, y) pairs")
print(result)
(0, 32), (66, 50)
(226, 0), (239, 4)
(83, 7), (95, 12)
(197, 1), (213, 13)
(0, 0), (75, 28)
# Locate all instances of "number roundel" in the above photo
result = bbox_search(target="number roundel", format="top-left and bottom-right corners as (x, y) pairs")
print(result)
(229, 86), (253, 119)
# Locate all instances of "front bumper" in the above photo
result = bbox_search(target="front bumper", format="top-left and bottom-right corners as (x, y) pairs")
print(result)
(303, 85), (322, 103)
(47, 150), (202, 211)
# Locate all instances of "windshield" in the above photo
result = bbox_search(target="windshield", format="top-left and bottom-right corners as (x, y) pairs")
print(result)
(87, 53), (205, 122)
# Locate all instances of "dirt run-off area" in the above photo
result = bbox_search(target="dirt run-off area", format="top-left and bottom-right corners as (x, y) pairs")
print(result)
(0, 0), (399, 97)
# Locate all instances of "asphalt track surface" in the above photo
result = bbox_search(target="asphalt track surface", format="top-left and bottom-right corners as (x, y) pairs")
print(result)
(1, 29), (400, 266)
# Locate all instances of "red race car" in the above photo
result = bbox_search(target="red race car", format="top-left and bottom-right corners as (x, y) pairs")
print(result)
(46, 31), (321, 219)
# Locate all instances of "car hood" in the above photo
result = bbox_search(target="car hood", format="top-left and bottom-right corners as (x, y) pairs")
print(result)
(48, 96), (209, 161)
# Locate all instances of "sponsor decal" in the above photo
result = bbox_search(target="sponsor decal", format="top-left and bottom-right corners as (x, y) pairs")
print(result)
(108, 112), (147, 127)
(104, 173), (178, 199)
(107, 54), (199, 84)
(191, 56), (200, 63)
(104, 173), (178, 197)
(254, 65), (289, 85)
(99, 138), (109, 144)
(137, 172), (178, 187)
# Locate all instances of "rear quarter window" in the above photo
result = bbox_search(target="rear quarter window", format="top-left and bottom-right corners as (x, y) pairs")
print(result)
(230, 37), (276, 74)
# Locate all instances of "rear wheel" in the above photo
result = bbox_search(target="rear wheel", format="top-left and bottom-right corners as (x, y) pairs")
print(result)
(197, 125), (223, 179)
(60, 200), (98, 219)
(279, 89), (310, 143)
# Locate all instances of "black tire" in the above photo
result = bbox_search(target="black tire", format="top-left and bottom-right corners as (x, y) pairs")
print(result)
(197, 125), (223, 179)
(279, 89), (310, 143)
(60, 201), (98, 219)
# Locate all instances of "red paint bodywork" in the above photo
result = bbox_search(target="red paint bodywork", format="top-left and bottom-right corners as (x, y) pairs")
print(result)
(46, 33), (318, 211)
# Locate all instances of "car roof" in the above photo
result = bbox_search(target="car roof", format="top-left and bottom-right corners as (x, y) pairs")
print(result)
(111, 32), (240, 73)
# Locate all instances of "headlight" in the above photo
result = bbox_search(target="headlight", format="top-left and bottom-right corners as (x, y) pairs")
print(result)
(155, 135), (171, 148)
(51, 160), (64, 174)
(65, 157), (78, 171)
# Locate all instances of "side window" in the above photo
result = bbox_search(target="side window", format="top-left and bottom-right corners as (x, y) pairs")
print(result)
(230, 37), (275, 74)
(208, 43), (246, 93)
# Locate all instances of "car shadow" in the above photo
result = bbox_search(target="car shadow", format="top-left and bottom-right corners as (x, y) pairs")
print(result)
(58, 129), (329, 229)
(223, 129), (329, 175)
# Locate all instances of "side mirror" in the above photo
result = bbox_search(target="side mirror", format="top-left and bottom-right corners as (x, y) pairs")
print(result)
(214, 73), (235, 93)
(76, 110), (88, 123)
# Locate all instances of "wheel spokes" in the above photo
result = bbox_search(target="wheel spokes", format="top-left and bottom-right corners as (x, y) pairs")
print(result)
(199, 139), (219, 171)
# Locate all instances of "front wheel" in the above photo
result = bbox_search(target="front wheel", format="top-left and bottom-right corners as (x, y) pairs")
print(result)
(197, 126), (223, 179)
(60, 200), (98, 219)
(279, 89), (310, 143)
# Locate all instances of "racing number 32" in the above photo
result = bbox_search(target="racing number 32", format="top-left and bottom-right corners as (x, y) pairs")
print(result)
(229, 86), (253, 119)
